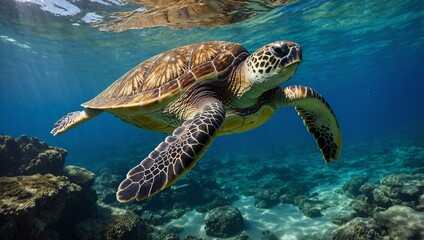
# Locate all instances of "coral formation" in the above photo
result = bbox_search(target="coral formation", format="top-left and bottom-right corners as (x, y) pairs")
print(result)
(342, 176), (367, 199)
(163, 234), (202, 240)
(261, 230), (279, 240)
(93, 168), (122, 204)
(332, 217), (383, 240)
(379, 173), (424, 207)
(63, 165), (95, 189)
(1, 133), (423, 239)
(0, 135), (67, 176)
(351, 200), (372, 217)
(235, 232), (250, 240)
(294, 195), (327, 218)
(204, 205), (244, 238)
(335, 172), (424, 240)
(255, 188), (281, 208)
(373, 205), (424, 239)
(61, 165), (98, 228)
(0, 135), (97, 240)
(76, 207), (152, 240)
(243, 164), (323, 218)
(352, 173), (424, 212)
(94, 166), (236, 226)
(331, 210), (356, 225)
(0, 174), (81, 239)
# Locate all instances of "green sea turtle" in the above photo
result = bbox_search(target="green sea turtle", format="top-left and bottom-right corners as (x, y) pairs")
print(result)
(51, 41), (342, 203)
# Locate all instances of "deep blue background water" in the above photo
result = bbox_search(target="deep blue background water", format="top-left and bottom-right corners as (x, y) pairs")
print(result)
(1, 0), (423, 168)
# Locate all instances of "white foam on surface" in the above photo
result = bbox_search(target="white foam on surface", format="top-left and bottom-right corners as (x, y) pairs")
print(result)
(16, 0), (81, 16)
(167, 196), (338, 239)
(89, 0), (125, 6)
(81, 12), (103, 23)
(15, 0), (124, 17)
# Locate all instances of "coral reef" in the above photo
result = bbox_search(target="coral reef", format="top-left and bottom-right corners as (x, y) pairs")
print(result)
(350, 173), (424, 214)
(261, 230), (279, 240)
(334, 172), (424, 240)
(379, 173), (424, 208)
(333, 205), (424, 240)
(0, 174), (81, 239)
(0, 135), (97, 240)
(342, 176), (367, 199)
(163, 234), (202, 240)
(94, 166), (237, 227)
(332, 217), (383, 240)
(89, 134), (424, 239)
(0, 135), (67, 176)
(63, 165), (95, 188)
(373, 205), (424, 239)
(76, 207), (152, 240)
(1, 133), (423, 239)
(239, 163), (323, 218)
(60, 165), (98, 230)
(204, 205), (244, 238)
(235, 232), (250, 240)
(331, 209), (356, 225)
(351, 200), (372, 217)
(294, 196), (327, 218)
(92, 168), (122, 204)
(255, 187), (281, 208)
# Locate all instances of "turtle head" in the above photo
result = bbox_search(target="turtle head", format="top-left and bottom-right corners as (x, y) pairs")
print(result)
(245, 41), (302, 93)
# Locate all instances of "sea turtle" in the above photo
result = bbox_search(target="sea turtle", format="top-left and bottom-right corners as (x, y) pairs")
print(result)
(51, 41), (342, 203)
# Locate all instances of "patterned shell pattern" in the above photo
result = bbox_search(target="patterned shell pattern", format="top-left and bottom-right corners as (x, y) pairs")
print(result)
(82, 41), (249, 110)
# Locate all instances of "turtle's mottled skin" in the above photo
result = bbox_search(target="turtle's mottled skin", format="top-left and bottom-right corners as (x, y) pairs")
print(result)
(51, 41), (342, 203)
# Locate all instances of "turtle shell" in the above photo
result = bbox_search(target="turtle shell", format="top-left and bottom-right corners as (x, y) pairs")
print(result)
(82, 41), (249, 112)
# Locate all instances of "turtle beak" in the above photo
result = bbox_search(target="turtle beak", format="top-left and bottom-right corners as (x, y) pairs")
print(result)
(279, 41), (302, 68)
(292, 42), (302, 63)
(293, 43), (302, 62)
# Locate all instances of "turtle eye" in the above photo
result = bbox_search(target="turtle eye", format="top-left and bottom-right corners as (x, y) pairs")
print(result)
(270, 43), (289, 58)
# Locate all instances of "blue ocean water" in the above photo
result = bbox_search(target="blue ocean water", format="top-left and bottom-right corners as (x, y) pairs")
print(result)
(1, 0), (424, 162)
(1, 0), (424, 238)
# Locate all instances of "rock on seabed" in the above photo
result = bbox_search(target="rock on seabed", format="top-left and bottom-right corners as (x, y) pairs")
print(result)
(0, 134), (98, 240)
(0, 174), (81, 239)
(0, 135), (67, 176)
(373, 205), (424, 239)
(204, 205), (244, 238)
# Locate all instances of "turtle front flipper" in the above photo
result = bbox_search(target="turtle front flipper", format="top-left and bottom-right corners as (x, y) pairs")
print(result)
(51, 108), (103, 136)
(116, 101), (225, 202)
(271, 85), (342, 162)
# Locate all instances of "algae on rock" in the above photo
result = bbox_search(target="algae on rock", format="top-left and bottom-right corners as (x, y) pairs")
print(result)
(0, 174), (81, 239)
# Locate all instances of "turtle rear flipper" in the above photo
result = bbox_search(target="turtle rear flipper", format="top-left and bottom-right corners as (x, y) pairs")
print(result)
(51, 108), (103, 136)
(116, 100), (225, 202)
(272, 85), (342, 162)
